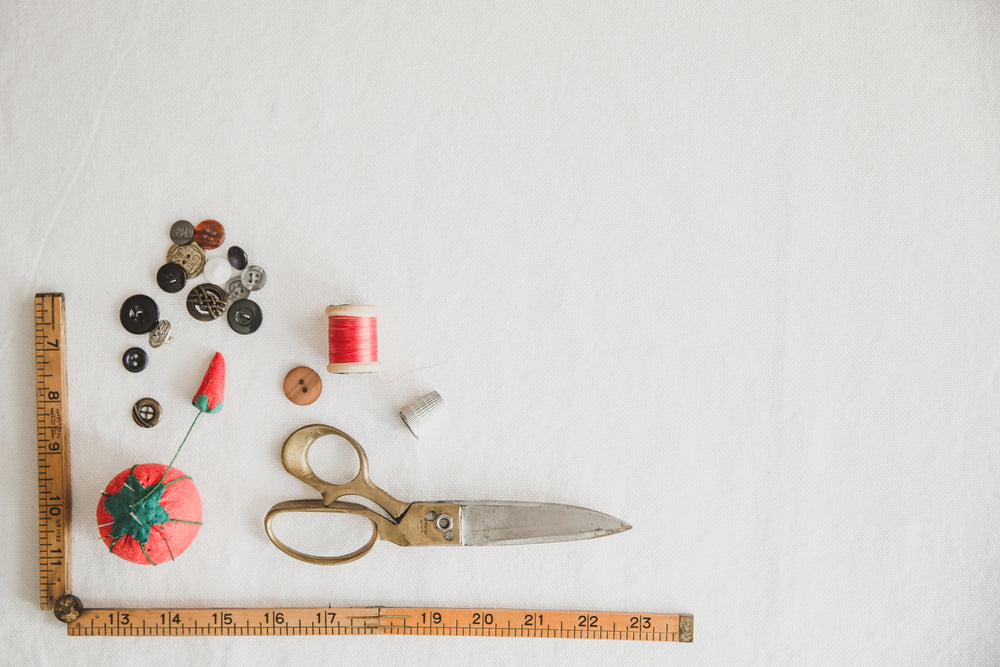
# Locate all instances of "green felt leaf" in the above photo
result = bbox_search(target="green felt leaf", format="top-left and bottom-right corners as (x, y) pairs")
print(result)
(193, 395), (223, 414)
(103, 472), (171, 545)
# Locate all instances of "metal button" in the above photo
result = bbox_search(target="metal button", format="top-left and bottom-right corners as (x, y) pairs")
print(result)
(226, 275), (249, 302)
(241, 265), (267, 291)
(204, 256), (231, 284)
(227, 246), (248, 270)
(122, 347), (148, 373)
(283, 366), (322, 405)
(166, 242), (206, 279)
(132, 397), (161, 428)
(119, 294), (160, 334)
(148, 320), (173, 348)
(186, 284), (228, 321)
(169, 220), (195, 245)
(156, 262), (187, 293)
(194, 219), (225, 249)
(227, 298), (262, 334)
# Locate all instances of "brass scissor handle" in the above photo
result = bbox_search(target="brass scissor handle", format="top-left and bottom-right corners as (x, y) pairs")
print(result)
(264, 499), (387, 565)
(279, 423), (409, 518)
(265, 424), (462, 565)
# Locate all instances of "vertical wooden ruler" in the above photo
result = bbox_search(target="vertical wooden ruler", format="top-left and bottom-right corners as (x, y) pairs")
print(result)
(36, 292), (691, 642)
(35, 293), (71, 610)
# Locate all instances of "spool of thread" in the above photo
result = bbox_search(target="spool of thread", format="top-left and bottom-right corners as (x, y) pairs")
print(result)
(399, 390), (446, 438)
(326, 305), (381, 373)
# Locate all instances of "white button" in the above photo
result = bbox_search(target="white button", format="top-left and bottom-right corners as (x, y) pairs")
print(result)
(203, 257), (232, 284)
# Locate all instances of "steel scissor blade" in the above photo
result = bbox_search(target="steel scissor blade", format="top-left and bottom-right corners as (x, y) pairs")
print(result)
(457, 501), (631, 546)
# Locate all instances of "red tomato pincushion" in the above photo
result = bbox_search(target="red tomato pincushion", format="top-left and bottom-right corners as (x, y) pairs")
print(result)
(97, 463), (202, 565)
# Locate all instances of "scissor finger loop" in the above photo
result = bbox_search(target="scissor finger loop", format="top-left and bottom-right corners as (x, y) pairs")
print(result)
(281, 423), (409, 518)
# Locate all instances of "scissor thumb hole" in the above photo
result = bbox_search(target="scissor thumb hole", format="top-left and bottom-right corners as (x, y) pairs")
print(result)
(304, 432), (362, 485)
(267, 510), (376, 562)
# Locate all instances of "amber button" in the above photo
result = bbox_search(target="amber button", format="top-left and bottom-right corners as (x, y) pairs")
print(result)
(194, 219), (225, 249)
(283, 367), (322, 405)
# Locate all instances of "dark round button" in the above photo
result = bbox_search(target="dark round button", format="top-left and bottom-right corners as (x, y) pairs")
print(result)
(227, 246), (248, 270)
(132, 397), (162, 428)
(169, 220), (195, 245)
(186, 284), (228, 321)
(53, 594), (84, 624)
(119, 295), (159, 334)
(194, 219), (225, 249)
(227, 298), (262, 334)
(156, 262), (187, 293)
(122, 347), (148, 373)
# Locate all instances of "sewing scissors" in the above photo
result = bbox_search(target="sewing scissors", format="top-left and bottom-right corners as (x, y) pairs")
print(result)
(264, 424), (631, 565)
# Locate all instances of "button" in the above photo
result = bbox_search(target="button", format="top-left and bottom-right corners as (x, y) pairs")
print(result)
(226, 275), (249, 301)
(148, 320), (173, 348)
(119, 295), (160, 334)
(156, 262), (187, 293)
(166, 242), (206, 279)
(122, 347), (148, 373)
(169, 220), (195, 245)
(227, 246), (248, 270)
(132, 397), (162, 428)
(204, 256), (231, 284)
(186, 284), (228, 321)
(241, 265), (267, 291)
(194, 219), (225, 249)
(283, 366), (322, 405)
(227, 298), (262, 334)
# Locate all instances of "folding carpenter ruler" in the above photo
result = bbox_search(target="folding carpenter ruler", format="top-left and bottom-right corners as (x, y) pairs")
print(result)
(35, 293), (71, 610)
(36, 293), (692, 642)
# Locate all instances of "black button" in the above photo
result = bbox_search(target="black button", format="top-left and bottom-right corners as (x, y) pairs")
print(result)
(119, 295), (160, 334)
(227, 246), (248, 270)
(227, 298), (262, 334)
(156, 262), (187, 293)
(122, 347), (148, 373)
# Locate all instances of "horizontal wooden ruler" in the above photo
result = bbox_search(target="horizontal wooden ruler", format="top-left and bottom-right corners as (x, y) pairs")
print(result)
(35, 293), (72, 610)
(66, 607), (692, 641)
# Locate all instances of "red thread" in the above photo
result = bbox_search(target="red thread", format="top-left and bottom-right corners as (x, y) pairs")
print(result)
(328, 315), (379, 365)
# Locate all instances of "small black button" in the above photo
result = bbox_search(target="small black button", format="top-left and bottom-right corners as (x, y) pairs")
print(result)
(156, 262), (187, 293)
(119, 294), (160, 334)
(227, 298), (262, 334)
(227, 246), (248, 270)
(122, 347), (148, 373)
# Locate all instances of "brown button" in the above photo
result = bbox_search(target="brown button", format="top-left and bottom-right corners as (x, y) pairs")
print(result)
(283, 367), (322, 405)
(194, 219), (225, 249)
(132, 397), (162, 428)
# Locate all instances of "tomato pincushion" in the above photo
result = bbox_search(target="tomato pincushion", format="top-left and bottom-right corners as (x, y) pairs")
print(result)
(97, 463), (202, 565)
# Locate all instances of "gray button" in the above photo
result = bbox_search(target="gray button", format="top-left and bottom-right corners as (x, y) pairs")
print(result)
(169, 220), (195, 245)
(241, 265), (267, 291)
(226, 275), (249, 302)
(148, 320), (173, 348)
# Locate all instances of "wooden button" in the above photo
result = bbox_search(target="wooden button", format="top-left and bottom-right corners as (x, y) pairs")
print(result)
(283, 367), (322, 405)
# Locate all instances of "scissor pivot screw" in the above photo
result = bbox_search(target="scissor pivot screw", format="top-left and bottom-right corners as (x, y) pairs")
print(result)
(444, 530), (455, 541)
(435, 514), (453, 532)
(425, 510), (437, 521)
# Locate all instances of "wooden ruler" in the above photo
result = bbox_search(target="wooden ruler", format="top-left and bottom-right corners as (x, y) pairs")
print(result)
(66, 607), (691, 641)
(37, 291), (691, 642)
(35, 293), (72, 610)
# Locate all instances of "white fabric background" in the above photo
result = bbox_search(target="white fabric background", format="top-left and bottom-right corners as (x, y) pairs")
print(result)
(2, 1), (998, 664)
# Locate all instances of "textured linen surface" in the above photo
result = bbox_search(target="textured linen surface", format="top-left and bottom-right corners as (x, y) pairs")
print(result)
(1, 2), (998, 665)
